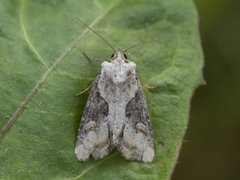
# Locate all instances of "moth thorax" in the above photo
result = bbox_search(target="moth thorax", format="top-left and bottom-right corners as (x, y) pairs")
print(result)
(102, 63), (136, 85)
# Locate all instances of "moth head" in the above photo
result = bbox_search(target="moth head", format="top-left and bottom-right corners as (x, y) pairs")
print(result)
(102, 51), (136, 85)
(110, 50), (129, 63)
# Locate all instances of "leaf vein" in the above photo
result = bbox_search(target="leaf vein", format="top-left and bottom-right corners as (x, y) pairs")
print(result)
(71, 152), (119, 180)
(20, 0), (47, 68)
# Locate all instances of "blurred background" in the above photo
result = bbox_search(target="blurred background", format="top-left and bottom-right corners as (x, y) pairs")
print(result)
(172, 0), (240, 179)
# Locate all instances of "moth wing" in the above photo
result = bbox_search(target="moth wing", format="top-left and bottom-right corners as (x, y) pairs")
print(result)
(119, 79), (154, 163)
(75, 75), (111, 161)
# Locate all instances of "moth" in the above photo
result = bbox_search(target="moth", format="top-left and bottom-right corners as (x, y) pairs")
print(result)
(74, 18), (154, 163)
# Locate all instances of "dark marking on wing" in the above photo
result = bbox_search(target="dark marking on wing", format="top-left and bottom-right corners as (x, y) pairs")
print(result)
(78, 75), (109, 137)
(125, 86), (152, 134)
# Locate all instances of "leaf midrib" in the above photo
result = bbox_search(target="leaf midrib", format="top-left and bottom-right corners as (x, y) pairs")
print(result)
(0, 0), (121, 140)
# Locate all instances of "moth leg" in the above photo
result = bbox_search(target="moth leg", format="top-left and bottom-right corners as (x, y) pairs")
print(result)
(76, 83), (93, 96)
(82, 51), (101, 62)
(142, 83), (159, 90)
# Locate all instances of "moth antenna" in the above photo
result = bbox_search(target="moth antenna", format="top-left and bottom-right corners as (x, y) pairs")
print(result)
(123, 39), (159, 53)
(74, 17), (116, 52)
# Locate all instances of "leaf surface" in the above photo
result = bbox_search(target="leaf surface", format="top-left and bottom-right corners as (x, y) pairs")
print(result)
(0, 0), (203, 179)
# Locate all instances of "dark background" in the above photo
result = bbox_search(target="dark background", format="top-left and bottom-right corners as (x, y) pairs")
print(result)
(172, 0), (240, 179)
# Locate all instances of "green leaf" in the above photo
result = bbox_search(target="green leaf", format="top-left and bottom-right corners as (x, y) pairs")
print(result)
(0, 0), (203, 179)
